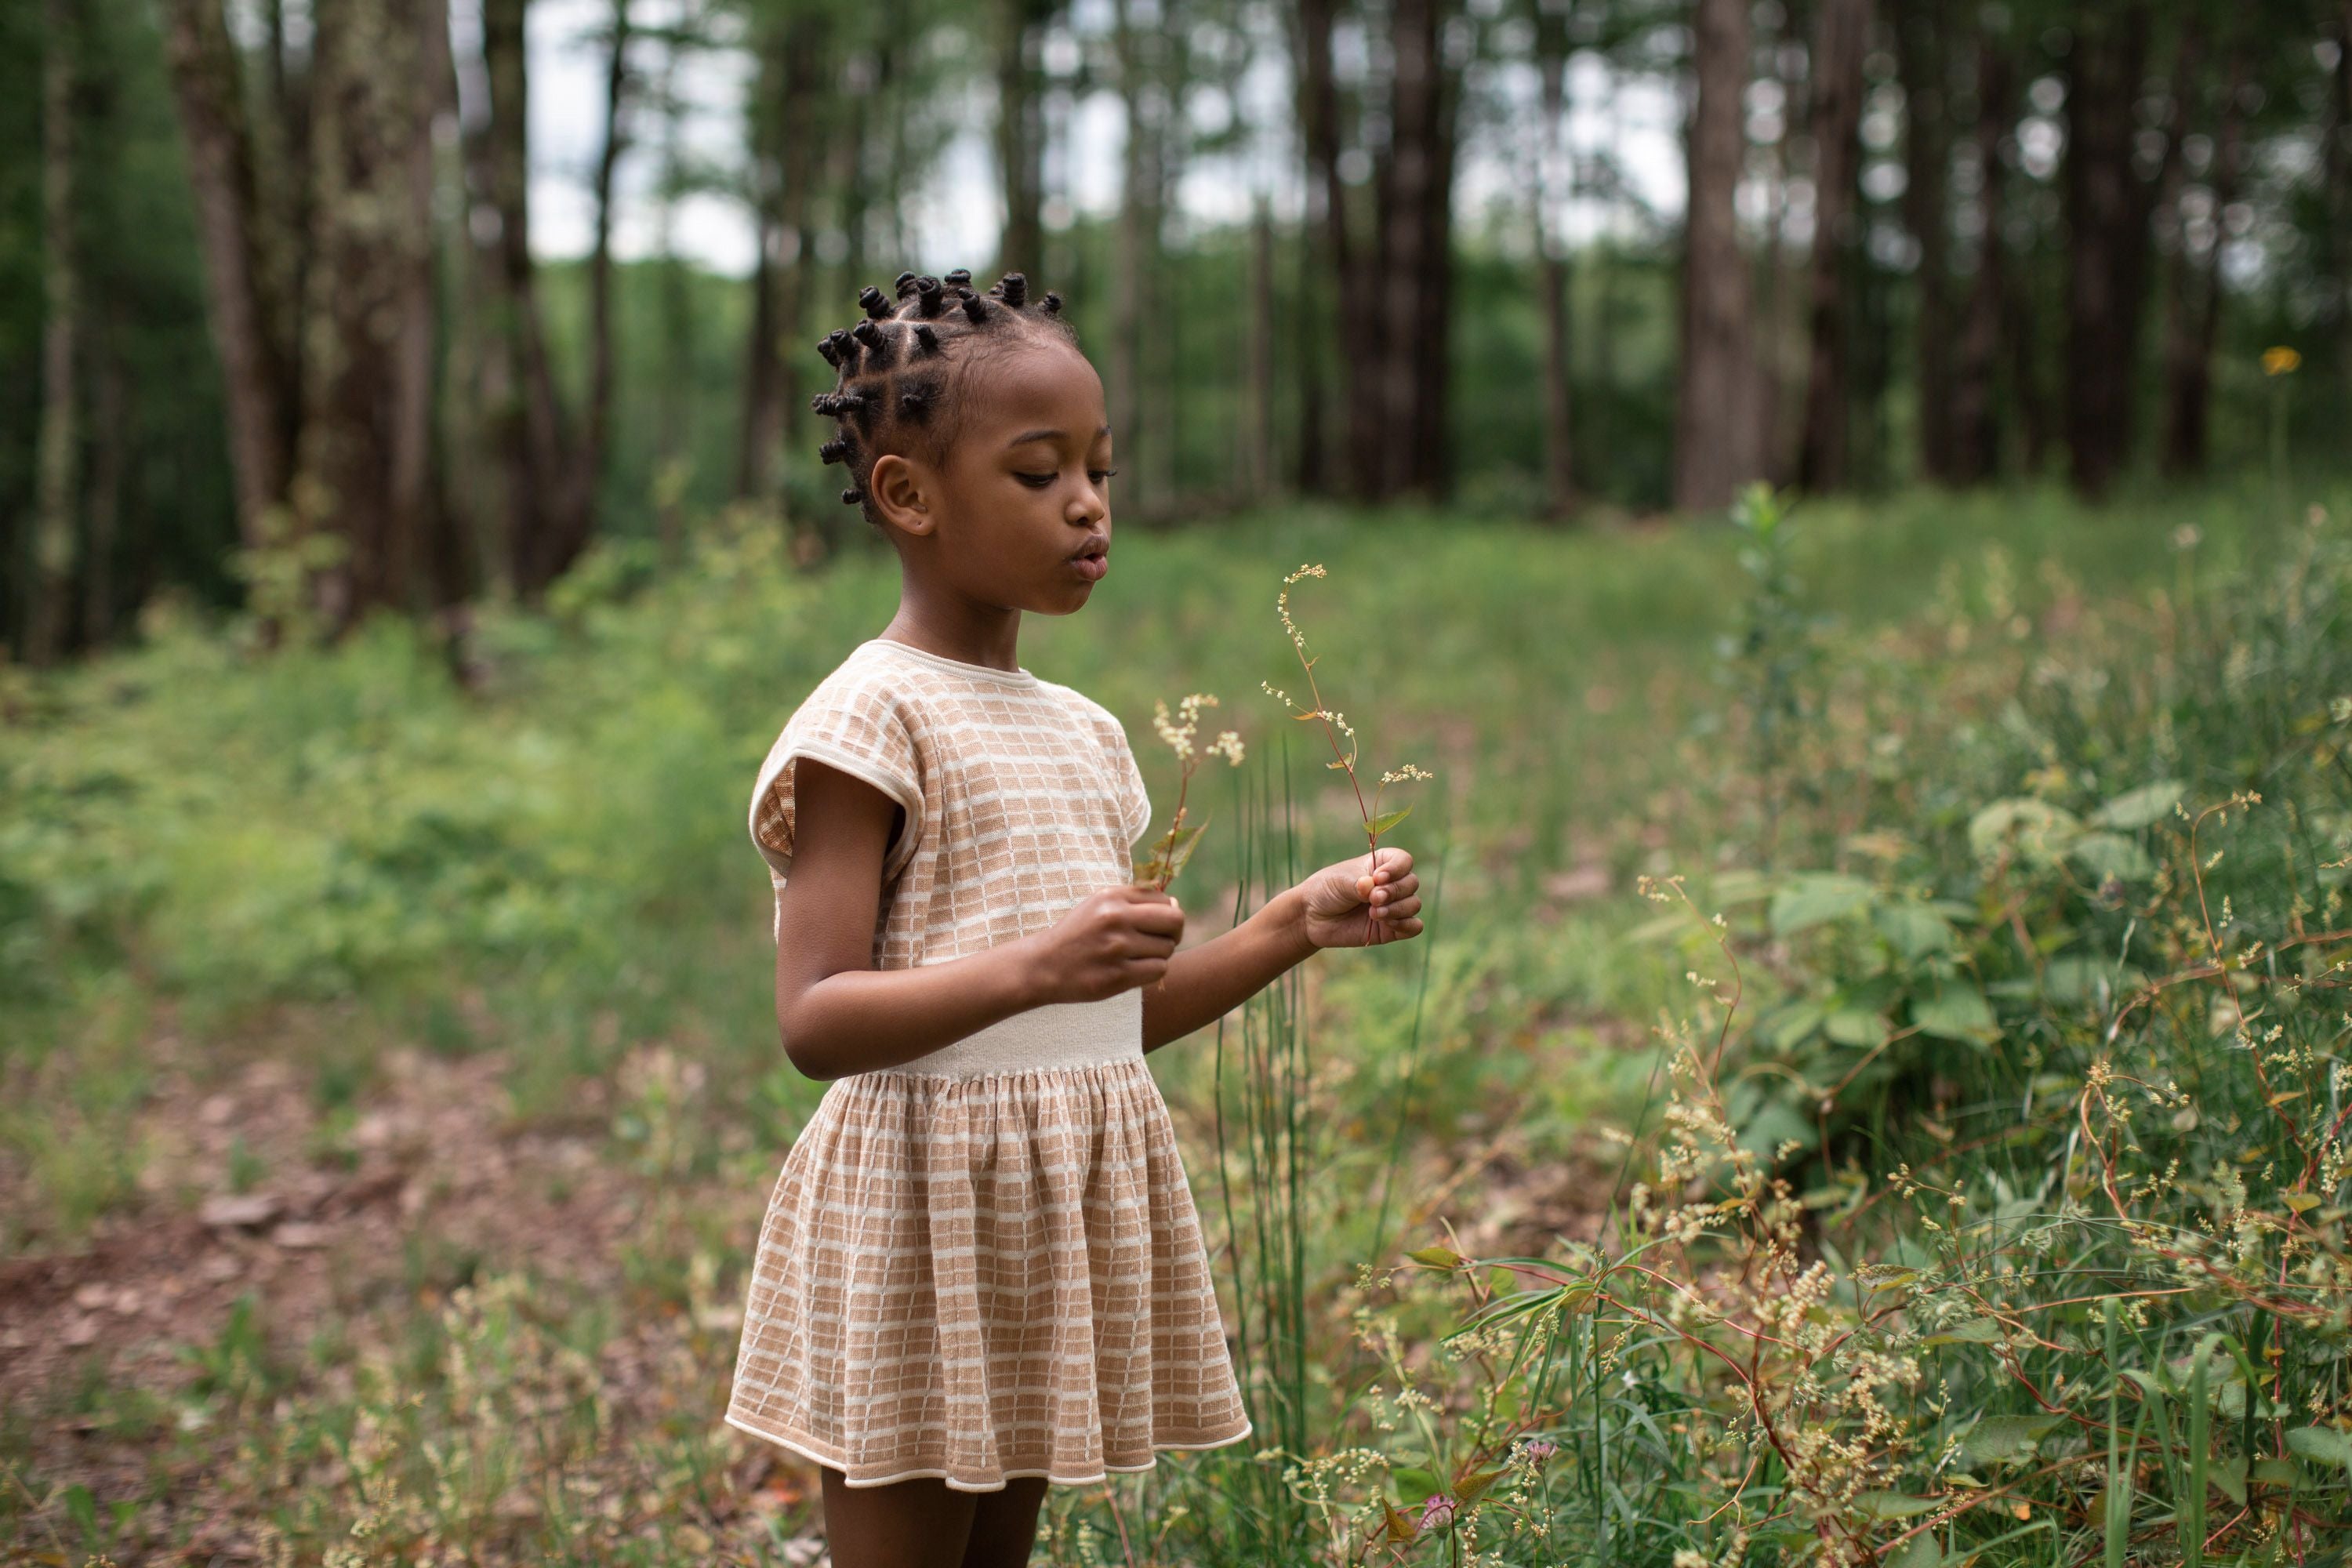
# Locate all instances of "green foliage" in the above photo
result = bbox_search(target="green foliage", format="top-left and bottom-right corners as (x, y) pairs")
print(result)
(9, 484), (2350, 1563)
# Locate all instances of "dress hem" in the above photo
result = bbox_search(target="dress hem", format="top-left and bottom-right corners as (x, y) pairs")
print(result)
(721, 1411), (1255, 1493)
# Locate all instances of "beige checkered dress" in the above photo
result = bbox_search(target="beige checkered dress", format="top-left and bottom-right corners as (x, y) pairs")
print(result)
(724, 637), (1252, 1493)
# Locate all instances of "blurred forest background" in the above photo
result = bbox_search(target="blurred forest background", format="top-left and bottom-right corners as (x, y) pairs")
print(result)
(4, 0), (2350, 657)
(9, 2), (2352, 1563)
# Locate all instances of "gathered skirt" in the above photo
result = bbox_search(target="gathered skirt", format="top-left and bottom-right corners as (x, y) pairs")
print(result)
(724, 1051), (1253, 1492)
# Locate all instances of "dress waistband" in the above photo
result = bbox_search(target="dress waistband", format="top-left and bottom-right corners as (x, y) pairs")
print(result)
(876, 988), (1145, 1079)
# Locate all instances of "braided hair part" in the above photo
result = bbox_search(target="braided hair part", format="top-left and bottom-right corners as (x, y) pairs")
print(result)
(808, 270), (1082, 527)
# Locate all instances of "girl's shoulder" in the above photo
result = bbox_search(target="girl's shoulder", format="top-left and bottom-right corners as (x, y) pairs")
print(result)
(1029, 677), (1134, 759)
(784, 639), (910, 720)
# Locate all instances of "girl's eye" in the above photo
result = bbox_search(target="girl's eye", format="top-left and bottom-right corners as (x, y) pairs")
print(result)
(1091, 468), (1118, 483)
(1014, 472), (1055, 488)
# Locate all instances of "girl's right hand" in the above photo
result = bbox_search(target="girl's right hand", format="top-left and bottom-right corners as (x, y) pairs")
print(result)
(1023, 885), (1185, 1004)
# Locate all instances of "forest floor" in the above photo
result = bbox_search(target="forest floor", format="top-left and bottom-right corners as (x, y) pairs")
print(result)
(3, 478), (2331, 1565)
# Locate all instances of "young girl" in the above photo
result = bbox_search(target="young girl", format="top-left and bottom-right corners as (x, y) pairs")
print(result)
(724, 267), (1425, 1568)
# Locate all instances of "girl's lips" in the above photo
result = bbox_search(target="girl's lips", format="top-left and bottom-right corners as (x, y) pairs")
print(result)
(1069, 553), (1109, 582)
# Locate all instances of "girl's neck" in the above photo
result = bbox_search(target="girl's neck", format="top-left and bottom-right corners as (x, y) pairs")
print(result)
(876, 607), (1025, 677)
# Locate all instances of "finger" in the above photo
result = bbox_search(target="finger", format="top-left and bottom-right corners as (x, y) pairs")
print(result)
(1129, 903), (1185, 938)
(1368, 848), (1412, 876)
(1120, 926), (1176, 964)
(1378, 894), (1421, 919)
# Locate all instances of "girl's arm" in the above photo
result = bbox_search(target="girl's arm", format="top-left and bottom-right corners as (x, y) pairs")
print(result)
(774, 758), (1186, 1080)
(1138, 850), (1422, 1054)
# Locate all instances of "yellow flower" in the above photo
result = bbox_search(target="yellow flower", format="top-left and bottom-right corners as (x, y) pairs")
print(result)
(2262, 346), (2302, 376)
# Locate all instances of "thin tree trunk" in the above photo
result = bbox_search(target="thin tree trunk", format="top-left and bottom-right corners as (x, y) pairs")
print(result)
(2332, 2), (2352, 397)
(1417, 4), (1461, 502)
(1753, 3), (1795, 485)
(30, 0), (78, 665)
(477, 0), (568, 597)
(2161, 42), (2245, 477)
(1673, 0), (1761, 510)
(295, 0), (441, 626)
(1142, 20), (1189, 513)
(85, 343), (124, 648)
(1948, 30), (2008, 485)
(2062, 3), (2154, 499)
(1246, 193), (1276, 500)
(774, 17), (821, 528)
(1796, 0), (1871, 492)
(738, 201), (779, 499)
(1534, 0), (1573, 517)
(994, 0), (1047, 276)
(1291, 0), (1348, 497)
(1111, 0), (1154, 514)
(571, 0), (630, 563)
(1377, 0), (1453, 501)
(1898, 0), (1955, 483)
(161, 0), (294, 552)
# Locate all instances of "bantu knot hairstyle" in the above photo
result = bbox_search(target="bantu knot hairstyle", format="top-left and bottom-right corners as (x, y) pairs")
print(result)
(808, 267), (1083, 530)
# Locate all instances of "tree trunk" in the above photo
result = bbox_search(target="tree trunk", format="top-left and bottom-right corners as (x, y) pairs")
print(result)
(1111, 0), (1156, 514)
(570, 0), (630, 569)
(1947, 27), (2008, 485)
(1375, 0), (1458, 502)
(2061, 4), (2154, 499)
(295, 0), (442, 626)
(2331, 3), (2352, 397)
(1415, 3), (1461, 501)
(994, 0), (1048, 277)
(1897, 0), (1955, 483)
(30, 0), (78, 665)
(1796, 0), (1871, 493)
(1534, 0), (1573, 517)
(738, 201), (780, 499)
(737, 7), (826, 511)
(85, 343), (125, 649)
(1141, 19), (1190, 513)
(160, 0), (295, 551)
(1246, 193), (1276, 500)
(1673, 0), (1761, 511)
(2161, 42), (2245, 477)
(1291, 0), (1349, 497)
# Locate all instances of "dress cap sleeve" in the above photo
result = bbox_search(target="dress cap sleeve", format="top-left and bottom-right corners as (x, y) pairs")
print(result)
(750, 675), (924, 891)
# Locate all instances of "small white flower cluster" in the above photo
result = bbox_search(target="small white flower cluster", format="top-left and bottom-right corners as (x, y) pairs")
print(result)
(1152, 691), (1208, 757)
(1276, 561), (1327, 651)
(1380, 764), (1433, 786)
(1152, 692), (1245, 768)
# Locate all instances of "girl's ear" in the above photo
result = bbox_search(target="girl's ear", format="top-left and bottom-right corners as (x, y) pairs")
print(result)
(866, 453), (935, 538)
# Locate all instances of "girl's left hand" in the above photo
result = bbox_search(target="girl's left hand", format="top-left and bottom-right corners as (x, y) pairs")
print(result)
(1295, 847), (1424, 949)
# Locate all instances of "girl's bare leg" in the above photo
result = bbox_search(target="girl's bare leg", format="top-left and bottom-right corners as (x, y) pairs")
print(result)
(819, 1468), (975, 1568)
(959, 1476), (1048, 1568)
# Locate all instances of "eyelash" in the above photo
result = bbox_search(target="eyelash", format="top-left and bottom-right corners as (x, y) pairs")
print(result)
(1016, 469), (1118, 488)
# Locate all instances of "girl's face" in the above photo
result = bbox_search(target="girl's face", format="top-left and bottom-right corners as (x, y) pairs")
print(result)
(874, 342), (1116, 614)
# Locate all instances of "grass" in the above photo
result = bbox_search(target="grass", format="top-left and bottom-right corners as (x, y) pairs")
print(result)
(2, 471), (2348, 1563)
